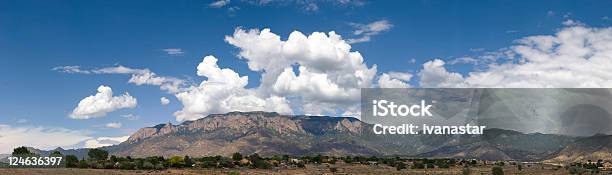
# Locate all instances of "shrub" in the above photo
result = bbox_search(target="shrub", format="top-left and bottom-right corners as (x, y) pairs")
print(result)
(104, 162), (114, 169)
(142, 161), (155, 169)
(297, 162), (305, 168)
(462, 167), (470, 175)
(253, 160), (272, 169)
(154, 163), (165, 170)
(232, 152), (243, 161)
(411, 162), (425, 169)
(77, 160), (89, 168)
(118, 162), (135, 170)
(492, 166), (504, 175)
(395, 162), (406, 171)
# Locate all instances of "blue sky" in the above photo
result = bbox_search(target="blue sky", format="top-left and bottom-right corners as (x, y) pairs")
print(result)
(1, 0), (612, 152)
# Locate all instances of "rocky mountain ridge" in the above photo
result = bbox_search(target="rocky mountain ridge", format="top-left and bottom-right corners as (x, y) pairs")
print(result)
(21, 111), (612, 163)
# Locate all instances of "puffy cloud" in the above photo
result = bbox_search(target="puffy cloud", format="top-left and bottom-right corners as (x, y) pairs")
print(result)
(225, 28), (377, 115)
(160, 97), (170, 105)
(348, 20), (393, 44)
(105, 122), (122, 128)
(418, 59), (466, 87)
(83, 136), (129, 148)
(378, 72), (412, 88)
(418, 25), (612, 88)
(127, 71), (186, 93)
(209, 0), (230, 8)
(70, 85), (137, 119)
(0, 124), (91, 154)
(161, 48), (184, 56)
(174, 55), (292, 121)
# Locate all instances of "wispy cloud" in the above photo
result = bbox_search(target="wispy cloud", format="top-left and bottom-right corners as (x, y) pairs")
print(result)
(161, 48), (185, 56)
(105, 122), (122, 129)
(52, 66), (91, 74)
(209, 0), (230, 8)
(54, 65), (189, 94)
(16, 119), (29, 124)
(121, 114), (140, 121)
(347, 20), (393, 44)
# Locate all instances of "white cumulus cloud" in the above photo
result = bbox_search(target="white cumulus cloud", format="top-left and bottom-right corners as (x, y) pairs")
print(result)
(378, 72), (412, 88)
(418, 25), (612, 88)
(83, 136), (129, 148)
(174, 55), (293, 121)
(225, 28), (377, 115)
(70, 85), (137, 119)
(160, 97), (170, 105)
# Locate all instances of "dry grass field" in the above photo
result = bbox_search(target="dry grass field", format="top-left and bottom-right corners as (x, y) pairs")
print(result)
(0, 163), (579, 175)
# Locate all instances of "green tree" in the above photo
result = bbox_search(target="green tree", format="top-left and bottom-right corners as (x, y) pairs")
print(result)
(87, 148), (108, 161)
(65, 155), (79, 168)
(142, 161), (155, 169)
(49, 150), (63, 157)
(12, 146), (31, 156)
(110, 155), (117, 163)
(232, 152), (243, 161)
(184, 156), (193, 167)
(411, 162), (425, 169)
(167, 156), (184, 168)
(77, 159), (89, 168)
(492, 166), (504, 175)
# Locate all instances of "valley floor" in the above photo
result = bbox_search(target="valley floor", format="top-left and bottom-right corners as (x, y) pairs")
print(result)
(0, 164), (579, 175)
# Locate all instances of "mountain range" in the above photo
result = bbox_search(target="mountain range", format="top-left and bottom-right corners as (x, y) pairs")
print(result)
(23, 111), (612, 163)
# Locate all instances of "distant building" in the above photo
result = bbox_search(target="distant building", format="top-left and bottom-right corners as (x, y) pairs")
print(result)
(239, 158), (251, 166)
(599, 162), (612, 171)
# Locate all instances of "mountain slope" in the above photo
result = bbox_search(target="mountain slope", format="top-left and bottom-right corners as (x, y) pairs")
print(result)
(547, 134), (612, 163)
(24, 111), (603, 162)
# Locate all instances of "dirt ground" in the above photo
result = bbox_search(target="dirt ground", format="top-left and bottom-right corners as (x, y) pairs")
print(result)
(0, 164), (576, 175)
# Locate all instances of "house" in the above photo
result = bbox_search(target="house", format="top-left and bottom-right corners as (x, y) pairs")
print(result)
(239, 158), (251, 166)
(267, 159), (280, 166)
(599, 162), (612, 171)
(290, 158), (302, 164)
